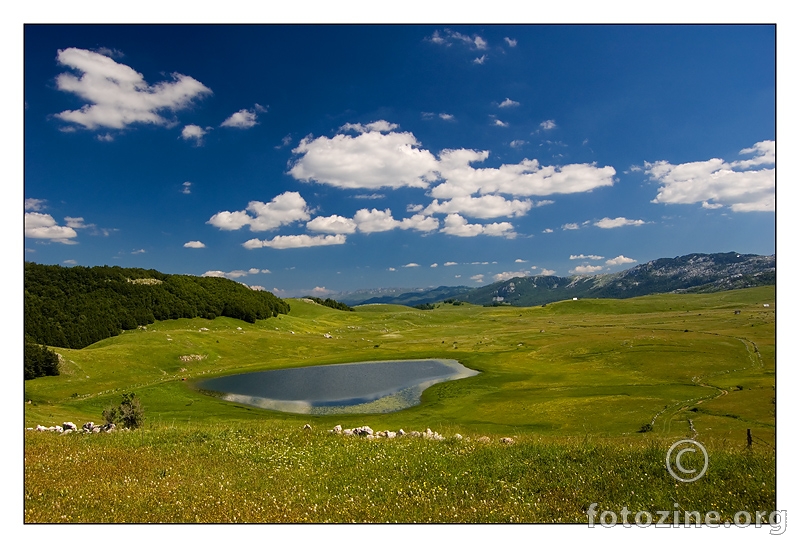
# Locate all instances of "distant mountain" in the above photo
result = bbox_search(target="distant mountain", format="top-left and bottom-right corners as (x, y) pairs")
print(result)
(334, 286), (472, 307)
(344, 252), (775, 307)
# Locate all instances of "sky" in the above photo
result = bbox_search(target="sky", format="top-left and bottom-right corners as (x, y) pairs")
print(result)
(22, 23), (776, 297)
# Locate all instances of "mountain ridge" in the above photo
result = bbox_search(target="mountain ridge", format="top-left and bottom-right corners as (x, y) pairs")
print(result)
(340, 252), (775, 307)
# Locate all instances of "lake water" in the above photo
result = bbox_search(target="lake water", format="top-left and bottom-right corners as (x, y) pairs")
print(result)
(195, 359), (479, 415)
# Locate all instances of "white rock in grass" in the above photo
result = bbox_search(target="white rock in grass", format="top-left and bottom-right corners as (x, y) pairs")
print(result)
(500, 437), (515, 445)
(303, 424), (312, 430)
(343, 429), (354, 436)
(63, 422), (77, 431)
(386, 431), (396, 439)
(454, 434), (463, 440)
(332, 425), (343, 434)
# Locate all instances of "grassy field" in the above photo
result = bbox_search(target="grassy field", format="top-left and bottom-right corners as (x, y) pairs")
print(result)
(24, 287), (776, 523)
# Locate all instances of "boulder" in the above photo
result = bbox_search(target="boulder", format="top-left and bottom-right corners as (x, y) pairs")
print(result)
(477, 436), (491, 443)
(386, 431), (396, 439)
(343, 429), (354, 436)
(453, 434), (463, 441)
(83, 422), (95, 431)
(303, 424), (312, 430)
(500, 437), (515, 445)
(398, 429), (405, 436)
(63, 422), (77, 431)
(36, 425), (47, 432)
(332, 425), (343, 434)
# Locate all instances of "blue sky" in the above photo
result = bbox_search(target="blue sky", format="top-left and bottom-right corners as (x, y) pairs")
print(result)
(23, 24), (775, 297)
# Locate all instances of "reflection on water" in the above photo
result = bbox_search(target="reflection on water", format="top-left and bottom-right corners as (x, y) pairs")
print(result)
(195, 359), (479, 415)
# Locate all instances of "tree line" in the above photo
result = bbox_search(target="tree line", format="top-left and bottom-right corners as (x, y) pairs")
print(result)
(25, 262), (290, 351)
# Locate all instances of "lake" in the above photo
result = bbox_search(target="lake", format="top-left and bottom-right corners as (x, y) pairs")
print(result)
(195, 359), (479, 414)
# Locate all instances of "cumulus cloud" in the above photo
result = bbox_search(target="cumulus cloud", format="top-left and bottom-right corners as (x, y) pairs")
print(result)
(430, 263), (438, 268)
(499, 98), (520, 108)
(403, 263), (419, 268)
(540, 120), (556, 130)
(431, 148), (615, 199)
(352, 208), (439, 234)
(647, 140), (775, 212)
(562, 223), (580, 230)
(208, 192), (311, 232)
(444, 262), (458, 266)
(181, 124), (208, 143)
(221, 110), (256, 129)
(242, 234), (347, 249)
(570, 265), (604, 275)
(25, 198), (46, 211)
(594, 217), (645, 229)
(355, 193), (386, 200)
(542, 228), (554, 233)
(493, 270), (529, 282)
(54, 47), (211, 130)
(289, 125), (439, 190)
(202, 269), (262, 279)
(439, 113), (455, 121)
(471, 274), (484, 282)
(423, 195), (532, 219)
(441, 214), (516, 238)
(473, 55), (487, 65)
(570, 254), (604, 260)
(509, 140), (527, 148)
(341, 120), (398, 133)
(606, 255), (637, 266)
(540, 268), (556, 276)
(307, 215), (358, 234)
(492, 118), (508, 127)
(515, 259), (526, 263)
(504, 37), (517, 47)
(183, 241), (205, 248)
(25, 213), (78, 243)
(182, 181), (192, 194)
(290, 122), (616, 201)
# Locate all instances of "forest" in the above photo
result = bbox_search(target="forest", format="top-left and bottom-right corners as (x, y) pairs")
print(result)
(24, 262), (290, 351)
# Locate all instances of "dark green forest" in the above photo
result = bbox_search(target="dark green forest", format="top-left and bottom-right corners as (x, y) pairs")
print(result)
(25, 263), (290, 350)
(303, 296), (354, 312)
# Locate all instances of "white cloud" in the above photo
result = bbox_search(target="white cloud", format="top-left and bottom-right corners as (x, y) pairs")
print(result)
(606, 255), (637, 266)
(388, 267), (396, 271)
(352, 209), (438, 234)
(540, 120), (556, 130)
(431, 149), (615, 199)
(248, 268), (260, 274)
(221, 109), (258, 129)
(428, 29), (487, 50)
(208, 192), (311, 232)
(276, 134), (293, 149)
(202, 269), (260, 279)
(341, 121), (398, 133)
(441, 214), (516, 238)
(499, 98), (520, 108)
(307, 215), (358, 234)
(25, 198), (46, 211)
(355, 193), (386, 200)
(97, 133), (114, 142)
(474, 55), (487, 65)
(542, 228), (554, 233)
(540, 268), (556, 276)
(182, 181), (192, 194)
(504, 37), (518, 47)
(54, 47), (211, 130)
(289, 125), (439, 190)
(444, 262), (458, 266)
(570, 265), (604, 275)
(509, 140), (527, 148)
(132, 249), (146, 254)
(423, 195), (532, 219)
(570, 254), (604, 260)
(184, 241), (205, 248)
(471, 274), (484, 282)
(63, 259), (77, 265)
(492, 118), (508, 127)
(353, 208), (400, 233)
(562, 223), (580, 230)
(647, 140), (775, 212)
(64, 216), (90, 229)
(181, 124), (208, 143)
(249, 285), (266, 291)
(439, 113), (455, 121)
(261, 269), (271, 274)
(594, 217), (645, 229)
(403, 263), (420, 268)
(493, 270), (529, 282)
(515, 259), (526, 263)
(430, 263), (438, 268)
(25, 212), (78, 243)
(242, 234), (347, 249)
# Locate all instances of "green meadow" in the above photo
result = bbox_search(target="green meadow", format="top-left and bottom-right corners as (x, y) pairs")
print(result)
(24, 287), (776, 523)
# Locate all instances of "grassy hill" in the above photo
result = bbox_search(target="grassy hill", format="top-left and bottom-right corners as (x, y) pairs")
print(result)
(24, 287), (776, 523)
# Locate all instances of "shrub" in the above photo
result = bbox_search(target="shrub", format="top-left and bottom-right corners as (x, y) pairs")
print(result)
(103, 393), (144, 429)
